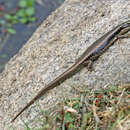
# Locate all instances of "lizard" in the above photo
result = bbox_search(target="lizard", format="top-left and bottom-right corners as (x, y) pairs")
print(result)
(11, 20), (130, 122)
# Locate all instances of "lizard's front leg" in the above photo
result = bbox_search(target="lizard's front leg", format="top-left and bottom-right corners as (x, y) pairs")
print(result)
(82, 60), (94, 71)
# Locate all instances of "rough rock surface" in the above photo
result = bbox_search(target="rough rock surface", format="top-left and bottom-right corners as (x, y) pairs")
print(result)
(0, 0), (130, 129)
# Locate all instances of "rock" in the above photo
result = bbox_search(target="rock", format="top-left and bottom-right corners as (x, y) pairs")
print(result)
(0, 0), (129, 129)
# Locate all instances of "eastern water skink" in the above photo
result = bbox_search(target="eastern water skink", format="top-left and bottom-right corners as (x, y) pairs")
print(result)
(11, 20), (130, 122)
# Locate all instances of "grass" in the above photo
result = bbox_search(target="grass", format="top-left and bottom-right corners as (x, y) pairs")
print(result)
(21, 84), (130, 130)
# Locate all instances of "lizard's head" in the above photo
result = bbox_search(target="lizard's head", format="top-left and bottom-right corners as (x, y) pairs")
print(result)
(121, 20), (130, 28)
(119, 20), (130, 35)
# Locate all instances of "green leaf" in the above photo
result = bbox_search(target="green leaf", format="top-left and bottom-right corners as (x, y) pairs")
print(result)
(16, 9), (25, 17)
(7, 28), (16, 34)
(73, 102), (79, 109)
(4, 14), (18, 24)
(28, 17), (36, 22)
(26, 0), (35, 7)
(64, 113), (73, 123)
(22, 120), (31, 130)
(25, 7), (35, 16)
(4, 14), (12, 20)
(11, 16), (18, 24)
(19, 17), (27, 24)
(6, 23), (11, 27)
(69, 123), (74, 128)
(12, 15), (18, 20)
(11, 20), (18, 24)
(62, 123), (65, 130)
(18, 0), (27, 8)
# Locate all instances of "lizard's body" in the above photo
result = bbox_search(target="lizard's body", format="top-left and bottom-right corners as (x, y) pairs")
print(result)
(11, 20), (130, 122)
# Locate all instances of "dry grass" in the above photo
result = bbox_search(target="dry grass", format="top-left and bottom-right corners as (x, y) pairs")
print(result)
(23, 84), (130, 130)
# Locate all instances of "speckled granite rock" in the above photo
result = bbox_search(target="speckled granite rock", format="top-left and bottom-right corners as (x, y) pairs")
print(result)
(0, 0), (130, 129)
